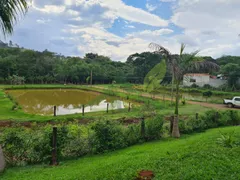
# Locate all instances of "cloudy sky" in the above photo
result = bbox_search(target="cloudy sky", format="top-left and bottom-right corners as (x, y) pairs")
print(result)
(7, 0), (240, 61)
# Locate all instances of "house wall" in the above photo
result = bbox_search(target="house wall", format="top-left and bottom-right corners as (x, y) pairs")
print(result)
(183, 75), (210, 87)
(183, 74), (227, 88)
(209, 79), (227, 88)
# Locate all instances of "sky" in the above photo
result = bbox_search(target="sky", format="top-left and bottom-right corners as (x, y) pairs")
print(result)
(5, 0), (240, 61)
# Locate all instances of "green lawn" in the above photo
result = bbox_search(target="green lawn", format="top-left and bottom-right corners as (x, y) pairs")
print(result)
(1, 126), (240, 180)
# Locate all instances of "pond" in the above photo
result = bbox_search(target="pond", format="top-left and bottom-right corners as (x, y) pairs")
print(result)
(6, 89), (132, 116)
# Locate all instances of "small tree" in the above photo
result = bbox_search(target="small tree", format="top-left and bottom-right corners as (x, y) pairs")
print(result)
(149, 43), (219, 138)
(202, 91), (213, 102)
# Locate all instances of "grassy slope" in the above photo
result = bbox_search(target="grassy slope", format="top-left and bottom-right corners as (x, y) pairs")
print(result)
(2, 126), (240, 180)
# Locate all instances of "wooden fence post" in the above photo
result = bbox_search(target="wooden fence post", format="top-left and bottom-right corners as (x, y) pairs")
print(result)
(82, 105), (85, 116)
(51, 127), (58, 165)
(53, 106), (57, 116)
(196, 113), (199, 120)
(128, 102), (131, 112)
(141, 117), (145, 140)
(170, 115), (174, 134)
(107, 103), (109, 113)
(215, 112), (219, 122)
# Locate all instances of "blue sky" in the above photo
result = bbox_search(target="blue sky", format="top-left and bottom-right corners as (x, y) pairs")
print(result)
(4, 0), (240, 61)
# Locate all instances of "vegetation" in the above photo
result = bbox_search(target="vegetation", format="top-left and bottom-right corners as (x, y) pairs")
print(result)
(1, 126), (240, 180)
(0, 0), (28, 36)
(148, 43), (219, 137)
(0, 108), (239, 167)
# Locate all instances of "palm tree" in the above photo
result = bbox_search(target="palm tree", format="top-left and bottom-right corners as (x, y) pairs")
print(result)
(149, 43), (219, 138)
(0, 0), (28, 36)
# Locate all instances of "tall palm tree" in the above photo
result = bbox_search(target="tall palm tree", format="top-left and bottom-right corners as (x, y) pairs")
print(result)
(149, 43), (219, 138)
(0, 0), (28, 36)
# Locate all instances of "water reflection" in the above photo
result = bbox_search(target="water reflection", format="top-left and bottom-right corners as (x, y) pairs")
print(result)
(7, 89), (128, 115)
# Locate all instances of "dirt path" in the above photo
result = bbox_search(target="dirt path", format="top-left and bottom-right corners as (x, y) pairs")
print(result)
(93, 86), (239, 111)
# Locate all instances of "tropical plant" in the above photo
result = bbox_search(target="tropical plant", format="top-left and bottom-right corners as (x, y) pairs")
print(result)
(0, 0), (28, 36)
(144, 59), (166, 97)
(149, 43), (219, 138)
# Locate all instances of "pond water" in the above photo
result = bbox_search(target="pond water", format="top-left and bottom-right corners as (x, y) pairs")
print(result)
(6, 89), (131, 116)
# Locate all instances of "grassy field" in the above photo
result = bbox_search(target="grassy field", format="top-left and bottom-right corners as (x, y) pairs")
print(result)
(1, 126), (240, 180)
(0, 84), (211, 122)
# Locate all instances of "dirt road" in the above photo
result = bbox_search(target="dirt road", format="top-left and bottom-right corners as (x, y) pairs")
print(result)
(93, 86), (239, 111)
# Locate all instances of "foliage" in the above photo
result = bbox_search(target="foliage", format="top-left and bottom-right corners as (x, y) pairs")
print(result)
(148, 42), (219, 138)
(202, 91), (213, 101)
(1, 127), (240, 180)
(145, 115), (164, 140)
(220, 63), (240, 90)
(144, 59), (166, 93)
(190, 83), (199, 88)
(126, 52), (163, 83)
(0, 0), (28, 36)
(0, 48), (160, 85)
(0, 115), (165, 166)
(203, 84), (212, 89)
(91, 120), (127, 153)
(216, 131), (237, 148)
(179, 110), (240, 134)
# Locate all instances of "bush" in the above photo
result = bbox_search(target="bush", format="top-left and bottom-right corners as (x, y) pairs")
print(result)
(91, 120), (127, 153)
(124, 124), (141, 145)
(179, 110), (240, 135)
(179, 117), (207, 134)
(217, 131), (237, 148)
(191, 84), (199, 88)
(145, 115), (164, 140)
(203, 84), (212, 89)
(62, 125), (90, 157)
(0, 127), (52, 166)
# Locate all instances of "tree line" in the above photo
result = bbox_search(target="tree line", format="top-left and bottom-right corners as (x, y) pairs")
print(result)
(0, 47), (239, 87)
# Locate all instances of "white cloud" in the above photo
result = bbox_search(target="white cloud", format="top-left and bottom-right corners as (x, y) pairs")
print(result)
(33, 4), (66, 14)
(159, 0), (176, 2)
(100, 0), (168, 27)
(128, 29), (173, 39)
(170, 0), (240, 57)
(66, 9), (80, 16)
(36, 19), (51, 24)
(146, 3), (157, 12)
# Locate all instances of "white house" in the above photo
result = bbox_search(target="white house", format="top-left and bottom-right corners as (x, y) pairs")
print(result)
(183, 73), (227, 88)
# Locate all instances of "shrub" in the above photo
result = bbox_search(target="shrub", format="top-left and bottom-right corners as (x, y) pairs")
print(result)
(181, 98), (186, 105)
(91, 120), (127, 153)
(203, 84), (212, 89)
(217, 131), (236, 148)
(202, 91), (213, 102)
(62, 125), (90, 157)
(203, 110), (219, 128)
(124, 124), (141, 145)
(191, 84), (199, 88)
(145, 115), (164, 140)
(179, 117), (207, 134)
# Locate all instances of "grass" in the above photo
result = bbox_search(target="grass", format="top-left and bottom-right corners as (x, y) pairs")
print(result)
(0, 84), (211, 122)
(1, 126), (240, 180)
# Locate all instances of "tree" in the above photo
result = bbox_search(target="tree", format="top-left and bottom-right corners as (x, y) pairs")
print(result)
(0, 0), (28, 36)
(149, 43), (219, 138)
(221, 63), (240, 90)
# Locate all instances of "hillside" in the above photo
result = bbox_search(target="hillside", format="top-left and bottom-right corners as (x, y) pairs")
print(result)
(1, 126), (240, 180)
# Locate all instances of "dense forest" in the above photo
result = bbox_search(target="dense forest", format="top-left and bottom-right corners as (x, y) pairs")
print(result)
(0, 46), (239, 87)
(0, 47), (163, 84)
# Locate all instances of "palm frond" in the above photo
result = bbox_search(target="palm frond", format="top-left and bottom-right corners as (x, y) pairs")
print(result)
(180, 43), (186, 56)
(0, 0), (28, 36)
(149, 43), (171, 57)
